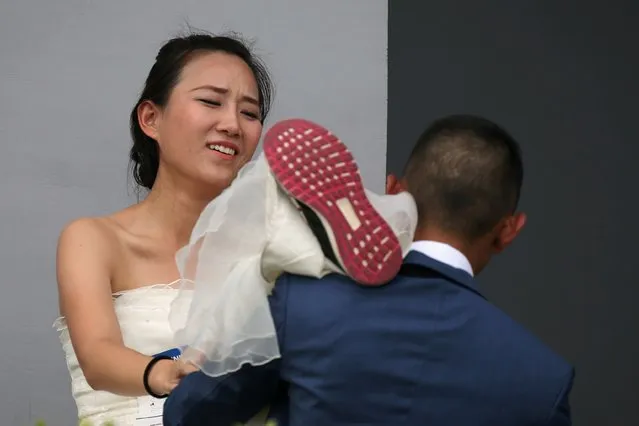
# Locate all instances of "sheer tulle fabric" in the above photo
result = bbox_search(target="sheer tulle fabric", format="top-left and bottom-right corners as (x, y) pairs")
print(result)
(169, 153), (418, 377)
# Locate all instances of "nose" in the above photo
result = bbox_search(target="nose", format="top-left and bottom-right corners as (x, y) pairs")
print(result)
(216, 106), (241, 138)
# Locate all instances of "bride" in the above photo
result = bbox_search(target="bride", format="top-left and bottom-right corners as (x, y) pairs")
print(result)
(54, 31), (418, 426)
(54, 31), (275, 425)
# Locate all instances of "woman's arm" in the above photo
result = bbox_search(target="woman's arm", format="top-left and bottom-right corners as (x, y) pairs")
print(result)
(57, 218), (181, 396)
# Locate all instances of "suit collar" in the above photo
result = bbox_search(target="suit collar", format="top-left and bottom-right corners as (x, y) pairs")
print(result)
(409, 241), (474, 276)
(402, 250), (484, 298)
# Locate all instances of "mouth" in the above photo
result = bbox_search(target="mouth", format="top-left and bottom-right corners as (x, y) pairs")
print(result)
(206, 142), (239, 159)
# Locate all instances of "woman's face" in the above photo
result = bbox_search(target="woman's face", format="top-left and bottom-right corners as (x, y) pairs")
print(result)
(140, 51), (264, 193)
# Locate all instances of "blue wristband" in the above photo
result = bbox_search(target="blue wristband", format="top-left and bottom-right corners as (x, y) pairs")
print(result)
(153, 347), (182, 360)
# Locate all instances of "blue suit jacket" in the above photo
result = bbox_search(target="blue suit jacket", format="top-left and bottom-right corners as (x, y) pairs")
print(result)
(164, 251), (574, 425)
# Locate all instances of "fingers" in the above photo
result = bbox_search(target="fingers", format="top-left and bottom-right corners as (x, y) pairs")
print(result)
(177, 358), (200, 377)
(178, 347), (208, 369)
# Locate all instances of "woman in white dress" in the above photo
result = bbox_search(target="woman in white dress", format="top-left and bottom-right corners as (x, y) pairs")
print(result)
(54, 31), (275, 425)
(54, 30), (419, 426)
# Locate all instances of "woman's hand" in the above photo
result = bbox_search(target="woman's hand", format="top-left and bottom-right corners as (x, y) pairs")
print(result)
(177, 358), (200, 377)
(147, 359), (199, 395)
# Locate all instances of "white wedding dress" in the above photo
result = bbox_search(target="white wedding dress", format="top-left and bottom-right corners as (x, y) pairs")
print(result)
(54, 282), (187, 426)
(54, 281), (265, 426)
(55, 283), (268, 426)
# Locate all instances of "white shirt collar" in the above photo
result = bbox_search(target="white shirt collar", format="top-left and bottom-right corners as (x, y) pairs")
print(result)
(409, 241), (474, 276)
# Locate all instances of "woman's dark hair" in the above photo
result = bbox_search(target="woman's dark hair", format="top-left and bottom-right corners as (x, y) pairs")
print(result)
(129, 31), (274, 190)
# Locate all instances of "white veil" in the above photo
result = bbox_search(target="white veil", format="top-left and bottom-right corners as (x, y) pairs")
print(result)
(169, 153), (418, 377)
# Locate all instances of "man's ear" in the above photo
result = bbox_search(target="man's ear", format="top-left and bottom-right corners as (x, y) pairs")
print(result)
(385, 174), (404, 195)
(493, 212), (527, 253)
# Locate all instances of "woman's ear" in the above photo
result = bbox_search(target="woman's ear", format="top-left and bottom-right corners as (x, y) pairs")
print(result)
(137, 100), (161, 141)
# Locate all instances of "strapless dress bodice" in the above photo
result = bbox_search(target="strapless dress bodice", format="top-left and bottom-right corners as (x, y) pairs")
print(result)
(54, 284), (189, 425)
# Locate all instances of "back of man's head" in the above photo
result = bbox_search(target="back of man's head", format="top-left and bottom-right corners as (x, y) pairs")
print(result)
(402, 114), (524, 243)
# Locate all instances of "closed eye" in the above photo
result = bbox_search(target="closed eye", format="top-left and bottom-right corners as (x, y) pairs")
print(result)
(199, 99), (221, 107)
(242, 110), (260, 120)
(199, 99), (260, 120)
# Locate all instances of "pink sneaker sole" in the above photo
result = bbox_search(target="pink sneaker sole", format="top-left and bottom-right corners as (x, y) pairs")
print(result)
(263, 118), (403, 286)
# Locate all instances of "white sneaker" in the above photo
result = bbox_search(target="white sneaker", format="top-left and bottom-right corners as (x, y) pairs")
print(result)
(263, 118), (405, 286)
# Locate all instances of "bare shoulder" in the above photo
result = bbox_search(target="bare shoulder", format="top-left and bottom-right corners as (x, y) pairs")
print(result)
(57, 217), (120, 270)
(58, 216), (118, 251)
(56, 215), (125, 311)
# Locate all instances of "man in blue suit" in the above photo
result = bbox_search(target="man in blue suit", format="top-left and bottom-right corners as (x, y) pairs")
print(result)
(164, 114), (574, 425)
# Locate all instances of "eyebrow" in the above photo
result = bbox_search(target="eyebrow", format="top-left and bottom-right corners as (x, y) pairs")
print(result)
(191, 85), (259, 106)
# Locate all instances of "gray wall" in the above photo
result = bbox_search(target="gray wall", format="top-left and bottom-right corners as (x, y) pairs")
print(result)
(388, 2), (638, 425)
(0, 1), (388, 424)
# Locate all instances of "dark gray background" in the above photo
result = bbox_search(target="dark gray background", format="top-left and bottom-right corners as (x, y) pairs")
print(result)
(388, 2), (638, 425)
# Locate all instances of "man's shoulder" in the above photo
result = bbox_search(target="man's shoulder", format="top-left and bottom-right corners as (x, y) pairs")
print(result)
(275, 271), (361, 290)
(274, 269), (572, 376)
(472, 294), (573, 379)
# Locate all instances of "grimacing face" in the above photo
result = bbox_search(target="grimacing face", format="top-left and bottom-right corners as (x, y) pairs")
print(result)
(140, 51), (263, 192)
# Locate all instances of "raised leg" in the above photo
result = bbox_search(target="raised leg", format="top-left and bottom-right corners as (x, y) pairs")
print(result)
(263, 118), (403, 286)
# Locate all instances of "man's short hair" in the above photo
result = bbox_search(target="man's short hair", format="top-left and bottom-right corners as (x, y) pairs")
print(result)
(403, 114), (523, 241)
